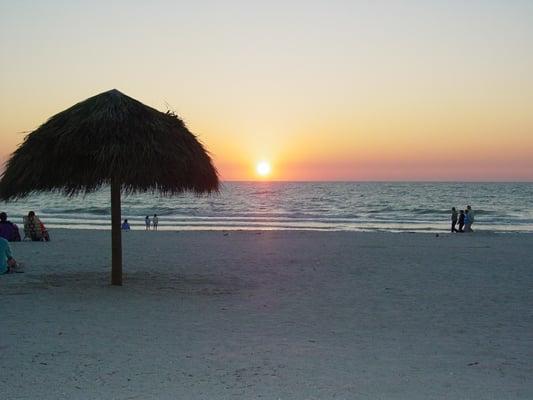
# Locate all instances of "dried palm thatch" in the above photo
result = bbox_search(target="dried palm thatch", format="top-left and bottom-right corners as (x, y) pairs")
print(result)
(0, 89), (219, 285)
(0, 89), (218, 198)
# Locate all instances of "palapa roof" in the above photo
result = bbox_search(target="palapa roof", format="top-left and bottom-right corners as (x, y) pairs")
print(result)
(0, 89), (219, 200)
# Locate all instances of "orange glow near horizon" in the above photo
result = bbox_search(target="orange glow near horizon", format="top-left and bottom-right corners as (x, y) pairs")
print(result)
(1, 2), (532, 181)
(2, 95), (533, 182)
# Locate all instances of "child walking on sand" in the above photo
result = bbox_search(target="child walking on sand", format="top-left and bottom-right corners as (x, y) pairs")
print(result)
(145, 216), (151, 231)
(152, 214), (159, 231)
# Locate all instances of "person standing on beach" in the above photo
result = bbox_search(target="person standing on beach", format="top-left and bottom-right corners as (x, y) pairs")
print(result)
(458, 210), (465, 232)
(466, 205), (475, 232)
(121, 219), (131, 230)
(152, 214), (159, 231)
(451, 207), (458, 233)
(464, 209), (472, 232)
(145, 215), (151, 231)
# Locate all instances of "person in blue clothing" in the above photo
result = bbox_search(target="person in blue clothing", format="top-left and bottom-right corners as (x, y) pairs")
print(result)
(466, 205), (475, 232)
(121, 219), (131, 230)
(1, 237), (19, 274)
(464, 209), (472, 232)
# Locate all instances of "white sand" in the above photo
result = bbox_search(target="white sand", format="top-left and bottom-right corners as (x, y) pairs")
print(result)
(1, 230), (532, 399)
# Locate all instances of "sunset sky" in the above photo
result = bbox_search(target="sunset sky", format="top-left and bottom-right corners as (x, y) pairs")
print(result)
(1, 0), (532, 181)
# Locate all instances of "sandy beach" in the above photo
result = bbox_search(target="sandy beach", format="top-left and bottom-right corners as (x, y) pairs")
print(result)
(1, 229), (532, 399)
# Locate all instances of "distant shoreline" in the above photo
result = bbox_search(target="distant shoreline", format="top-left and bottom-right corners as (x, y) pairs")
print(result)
(21, 227), (533, 235)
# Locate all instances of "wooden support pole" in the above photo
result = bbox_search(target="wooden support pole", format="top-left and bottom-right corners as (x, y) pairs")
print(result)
(111, 180), (122, 285)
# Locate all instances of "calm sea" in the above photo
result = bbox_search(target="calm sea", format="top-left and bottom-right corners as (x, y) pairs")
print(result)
(1, 182), (532, 233)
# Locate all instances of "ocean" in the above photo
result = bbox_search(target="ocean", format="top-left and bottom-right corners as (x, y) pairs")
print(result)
(1, 182), (532, 233)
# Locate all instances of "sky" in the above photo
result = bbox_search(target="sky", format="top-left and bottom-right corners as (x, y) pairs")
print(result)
(1, 0), (532, 181)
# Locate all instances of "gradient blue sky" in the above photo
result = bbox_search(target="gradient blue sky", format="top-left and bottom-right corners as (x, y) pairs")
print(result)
(1, 0), (532, 180)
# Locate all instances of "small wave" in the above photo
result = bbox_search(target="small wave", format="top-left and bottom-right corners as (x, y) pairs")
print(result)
(367, 206), (398, 214)
(412, 209), (448, 215)
(472, 209), (498, 215)
(40, 207), (110, 215)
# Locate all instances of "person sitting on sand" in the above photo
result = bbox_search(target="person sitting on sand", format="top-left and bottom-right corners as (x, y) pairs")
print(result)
(0, 236), (21, 274)
(458, 210), (465, 232)
(152, 214), (159, 231)
(0, 212), (21, 242)
(145, 215), (150, 231)
(23, 211), (50, 241)
(451, 207), (458, 233)
(121, 219), (131, 230)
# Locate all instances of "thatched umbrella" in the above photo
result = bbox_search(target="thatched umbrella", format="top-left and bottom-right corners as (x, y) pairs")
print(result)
(0, 89), (218, 285)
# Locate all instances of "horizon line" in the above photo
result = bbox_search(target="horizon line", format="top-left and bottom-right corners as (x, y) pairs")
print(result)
(221, 179), (533, 183)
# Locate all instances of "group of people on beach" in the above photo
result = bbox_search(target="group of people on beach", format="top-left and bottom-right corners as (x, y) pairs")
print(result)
(121, 214), (159, 231)
(1, 204), (479, 275)
(0, 210), (50, 274)
(0, 211), (50, 242)
(450, 205), (475, 233)
(145, 214), (159, 231)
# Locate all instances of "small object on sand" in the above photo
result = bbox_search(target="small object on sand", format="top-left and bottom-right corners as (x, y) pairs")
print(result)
(7, 261), (24, 273)
(435, 233), (439, 237)
(468, 361), (479, 366)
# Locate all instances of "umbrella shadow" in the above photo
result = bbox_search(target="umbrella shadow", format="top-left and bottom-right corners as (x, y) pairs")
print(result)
(1, 271), (248, 297)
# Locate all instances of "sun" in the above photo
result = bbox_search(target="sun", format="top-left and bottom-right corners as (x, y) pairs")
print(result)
(256, 161), (271, 177)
